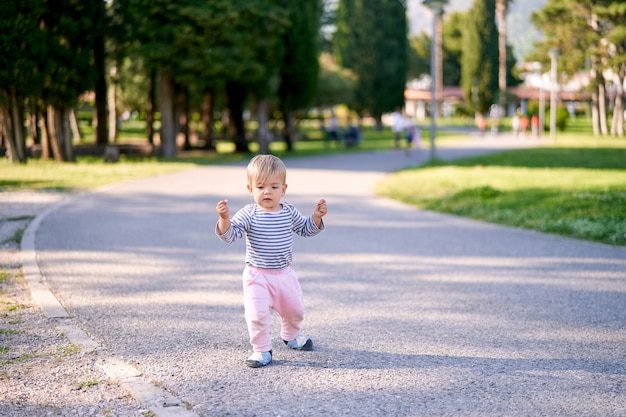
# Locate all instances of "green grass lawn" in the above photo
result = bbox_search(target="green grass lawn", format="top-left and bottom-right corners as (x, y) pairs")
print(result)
(3, 118), (625, 246)
(0, 120), (447, 190)
(376, 135), (626, 246)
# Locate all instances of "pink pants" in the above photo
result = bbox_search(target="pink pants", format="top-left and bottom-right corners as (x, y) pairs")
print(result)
(243, 265), (304, 353)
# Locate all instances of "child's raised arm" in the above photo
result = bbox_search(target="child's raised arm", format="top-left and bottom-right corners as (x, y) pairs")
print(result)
(312, 199), (327, 229)
(215, 199), (231, 234)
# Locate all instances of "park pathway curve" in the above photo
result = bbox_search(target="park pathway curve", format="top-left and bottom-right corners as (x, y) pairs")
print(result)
(34, 136), (626, 416)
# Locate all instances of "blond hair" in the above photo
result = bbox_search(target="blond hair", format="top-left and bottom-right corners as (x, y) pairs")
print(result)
(247, 155), (287, 185)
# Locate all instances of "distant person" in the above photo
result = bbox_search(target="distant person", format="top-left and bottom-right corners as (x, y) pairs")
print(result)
(519, 115), (529, 137)
(343, 122), (361, 147)
(391, 108), (404, 149)
(215, 155), (327, 368)
(325, 113), (340, 145)
(511, 113), (521, 137)
(404, 118), (420, 155)
(477, 114), (488, 135)
(511, 109), (522, 136)
(489, 104), (500, 135)
(531, 114), (539, 136)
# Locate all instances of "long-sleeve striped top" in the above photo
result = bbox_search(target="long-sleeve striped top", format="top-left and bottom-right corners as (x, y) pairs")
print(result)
(216, 202), (324, 270)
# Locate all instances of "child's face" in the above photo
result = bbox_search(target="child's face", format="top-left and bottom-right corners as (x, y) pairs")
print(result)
(247, 174), (287, 212)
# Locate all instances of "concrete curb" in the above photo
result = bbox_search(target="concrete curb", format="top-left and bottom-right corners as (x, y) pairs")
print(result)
(20, 196), (72, 318)
(19, 191), (201, 417)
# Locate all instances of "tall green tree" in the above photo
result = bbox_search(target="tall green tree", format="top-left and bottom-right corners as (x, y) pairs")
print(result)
(408, 11), (465, 87)
(93, 0), (108, 146)
(40, 0), (98, 162)
(111, 0), (190, 157)
(277, 0), (322, 151)
(496, 0), (512, 113)
(407, 33), (431, 81)
(111, 0), (290, 155)
(600, 1), (626, 137)
(442, 11), (465, 87)
(0, 0), (97, 163)
(333, 0), (357, 70)
(531, 0), (625, 137)
(0, 0), (45, 163)
(222, 1), (289, 153)
(314, 53), (357, 108)
(461, 0), (499, 115)
(333, 0), (407, 126)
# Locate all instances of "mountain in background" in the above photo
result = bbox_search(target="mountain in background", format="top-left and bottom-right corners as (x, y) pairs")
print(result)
(407, 0), (546, 61)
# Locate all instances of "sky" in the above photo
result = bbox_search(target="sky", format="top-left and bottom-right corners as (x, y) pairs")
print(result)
(407, 0), (546, 60)
(407, 0), (471, 35)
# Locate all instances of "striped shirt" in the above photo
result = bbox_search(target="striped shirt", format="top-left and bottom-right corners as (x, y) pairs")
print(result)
(217, 202), (324, 270)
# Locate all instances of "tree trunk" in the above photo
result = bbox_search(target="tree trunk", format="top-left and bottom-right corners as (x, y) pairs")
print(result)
(69, 109), (81, 141)
(46, 106), (65, 162)
(589, 64), (600, 136)
(374, 114), (383, 131)
(1, 102), (26, 164)
(40, 110), (51, 160)
(8, 89), (27, 163)
(108, 66), (117, 142)
(282, 110), (296, 152)
(159, 71), (177, 158)
(0, 110), (4, 151)
(146, 69), (156, 146)
(94, 0), (108, 146)
(610, 70), (624, 137)
(45, 105), (75, 162)
(175, 83), (190, 150)
(598, 81), (608, 136)
(435, 12), (444, 119)
(591, 89), (600, 137)
(496, 0), (508, 114)
(226, 82), (250, 153)
(0, 107), (12, 159)
(28, 99), (40, 145)
(60, 106), (74, 161)
(257, 99), (270, 154)
(201, 91), (215, 150)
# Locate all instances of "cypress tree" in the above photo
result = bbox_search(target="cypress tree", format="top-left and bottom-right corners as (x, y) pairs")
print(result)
(461, 0), (499, 115)
(277, 0), (322, 150)
(333, 0), (407, 125)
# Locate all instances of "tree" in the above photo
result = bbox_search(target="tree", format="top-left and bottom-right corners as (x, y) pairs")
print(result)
(0, 0), (97, 163)
(531, 0), (626, 137)
(40, 0), (99, 162)
(111, 0), (189, 157)
(408, 11), (464, 87)
(277, 0), (322, 151)
(496, 0), (512, 113)
(407, 33), (431, 81)
(222, 1), (289, 153)
(314, 53), (357, 108)
(333, 0), (407, 126)
(441, 11), (465, 87)
(0, 0), (45, 163)
(462, 0), (499, 115)
(600, 2), (626, 137)
(93, 0), (108, 146)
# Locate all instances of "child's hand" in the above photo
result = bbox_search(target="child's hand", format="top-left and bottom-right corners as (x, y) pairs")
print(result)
(216, 199), (230, 219)
(314, 199), (327, 220)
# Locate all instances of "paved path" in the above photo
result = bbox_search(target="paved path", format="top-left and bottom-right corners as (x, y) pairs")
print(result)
(33, 136), (626, 416)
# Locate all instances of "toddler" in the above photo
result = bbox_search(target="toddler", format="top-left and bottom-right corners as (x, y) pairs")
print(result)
(215, 155), (327, 367)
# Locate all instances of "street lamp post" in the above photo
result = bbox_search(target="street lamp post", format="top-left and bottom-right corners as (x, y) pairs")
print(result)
(549, 48), (560, 141)
(423, 0), (448, 160)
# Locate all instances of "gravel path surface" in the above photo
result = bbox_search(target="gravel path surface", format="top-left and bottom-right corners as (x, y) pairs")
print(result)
(2, 135), (625, 416)
(1, 191), (147, 416)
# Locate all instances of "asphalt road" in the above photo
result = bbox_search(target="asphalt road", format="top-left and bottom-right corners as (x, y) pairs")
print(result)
(35, 137), (626, 416)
